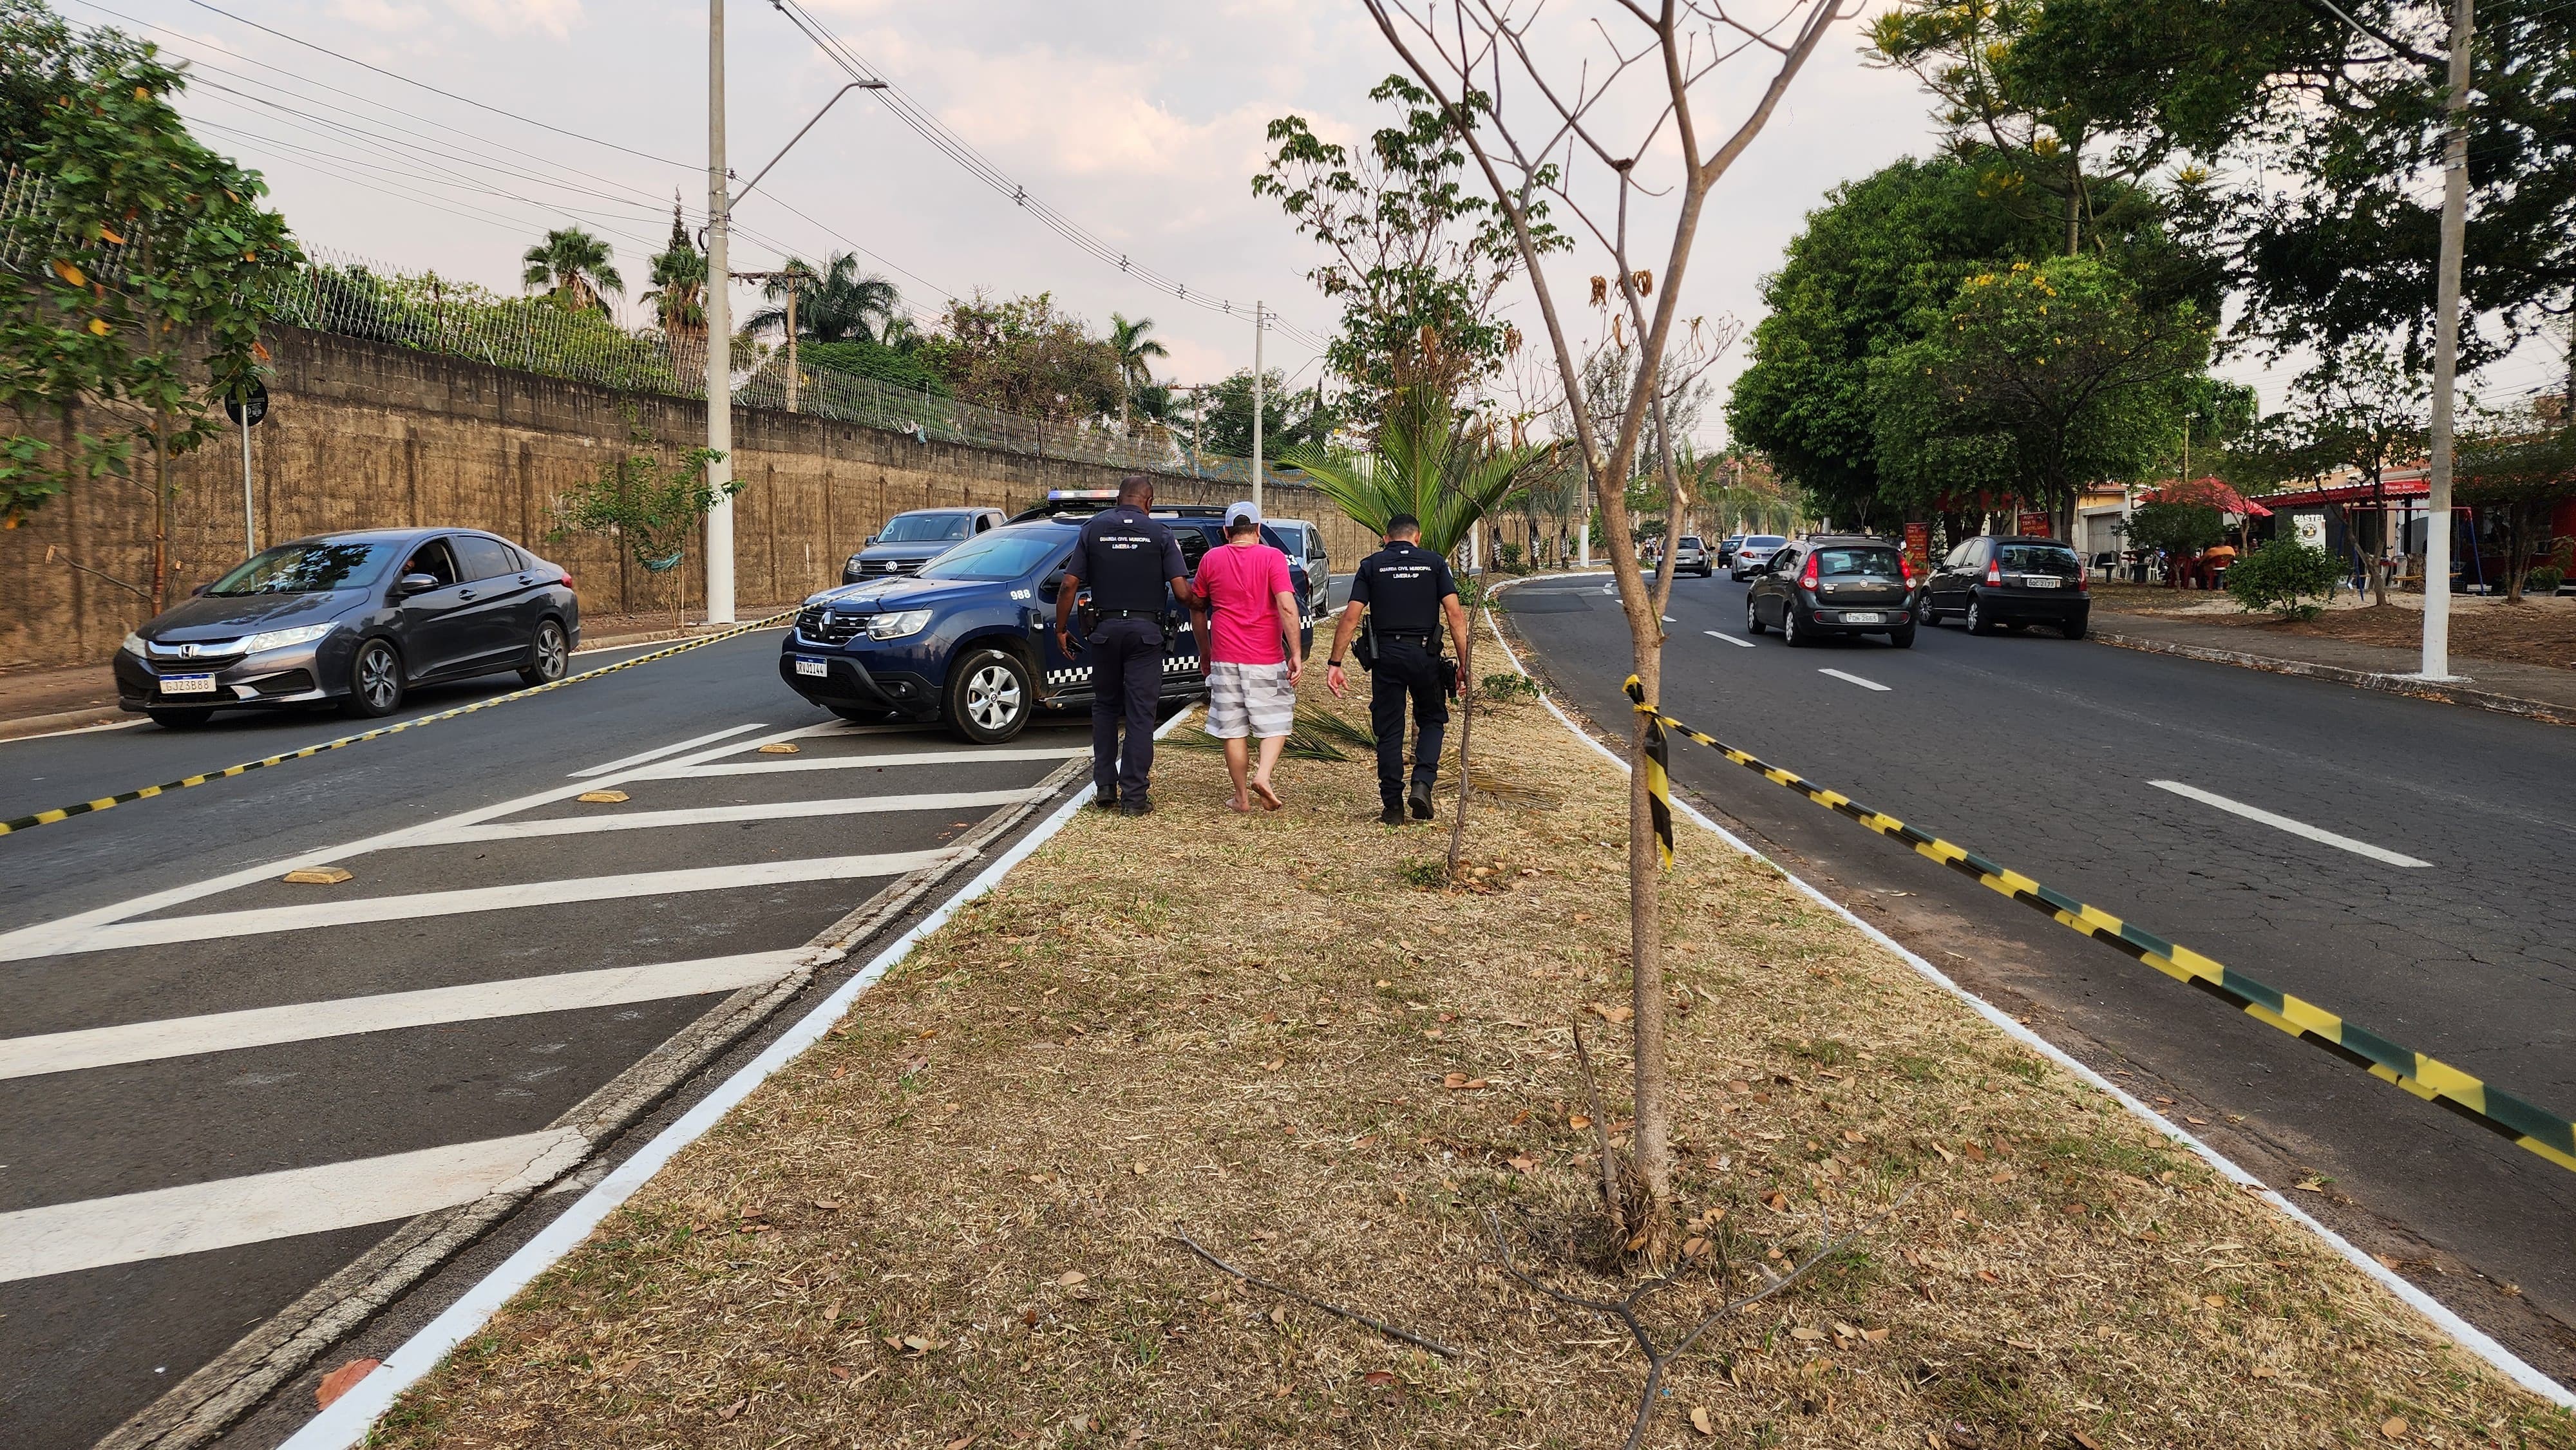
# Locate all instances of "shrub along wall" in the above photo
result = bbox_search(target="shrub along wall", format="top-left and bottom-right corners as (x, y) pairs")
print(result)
(0, 326), (1376, 672)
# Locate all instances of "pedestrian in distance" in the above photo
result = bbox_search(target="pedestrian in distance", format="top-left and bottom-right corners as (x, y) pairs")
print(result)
(1054, 475), (1197, 816)
(1189, 500), (1303, 813)
(1325, 513), (1470, 825)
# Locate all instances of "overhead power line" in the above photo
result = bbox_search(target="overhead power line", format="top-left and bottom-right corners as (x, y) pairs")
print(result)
(766, 0), (1331, 354)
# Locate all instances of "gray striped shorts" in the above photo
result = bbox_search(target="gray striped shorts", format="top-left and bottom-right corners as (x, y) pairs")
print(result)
(1203, 661), (1296, 739)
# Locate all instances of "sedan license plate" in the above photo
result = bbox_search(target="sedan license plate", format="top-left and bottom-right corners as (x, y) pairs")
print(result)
(1841, 612), (1884, 625)
(793, 657), (829, 677)
(159, 673), (216, 695)
(2023, 576), (2061, 588)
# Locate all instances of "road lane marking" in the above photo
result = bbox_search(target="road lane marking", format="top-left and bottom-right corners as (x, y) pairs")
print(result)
(0, 952), (808, 1080)
(1818, 668), (1891, 692)
(0, 849), (964, 962)
(1704, 630), (1754, 649)
(0, 1130), (589, 1283)
(416, 787), (1055, 845)
(650, 746), (1088, 779)
(567, 723), (766, 778)
(2148, 780), (2432, 868)
(0, 720), (853, 958)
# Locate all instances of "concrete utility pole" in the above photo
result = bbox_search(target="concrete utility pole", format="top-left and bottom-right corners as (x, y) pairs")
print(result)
(1250, 301), (1265, 516)
(703, 0), (735, 626)
(2420, 0), (2472, 680)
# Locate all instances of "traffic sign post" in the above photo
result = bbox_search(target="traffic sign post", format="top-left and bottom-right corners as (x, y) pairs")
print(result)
(224, 381), (269, 558)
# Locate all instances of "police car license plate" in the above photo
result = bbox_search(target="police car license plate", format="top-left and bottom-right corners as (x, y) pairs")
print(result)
(1842, 612), (1884, 625)
(793, 657), (828, 677)
(160, 673), (216, 695)
(2023, 576), (2061, 588)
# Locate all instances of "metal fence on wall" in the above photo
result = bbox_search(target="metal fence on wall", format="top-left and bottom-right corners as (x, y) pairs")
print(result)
(3, 171), (1258, 482)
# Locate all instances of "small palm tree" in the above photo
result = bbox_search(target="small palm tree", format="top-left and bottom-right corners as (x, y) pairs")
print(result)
(1108, 312), (1168, 429)
(746, 252), (896, 344)
(522, 227), (623, 317)
(639, 205), (705, 339)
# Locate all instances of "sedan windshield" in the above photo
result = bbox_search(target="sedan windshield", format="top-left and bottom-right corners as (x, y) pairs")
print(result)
(880, 513), (974, 543)
(1747, 536), (1787, 549)
(915, 531), (1061, 581)
(207, 540), (399, 596)
(1815, 547), (1902, 577)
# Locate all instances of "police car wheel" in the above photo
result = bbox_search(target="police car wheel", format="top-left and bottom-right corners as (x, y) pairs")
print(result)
(945, 648), (1032, 744)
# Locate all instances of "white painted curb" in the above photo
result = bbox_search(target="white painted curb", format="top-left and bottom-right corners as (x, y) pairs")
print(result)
(285, 708), (1196, 1448)
(1480, 576), (2575, 1409)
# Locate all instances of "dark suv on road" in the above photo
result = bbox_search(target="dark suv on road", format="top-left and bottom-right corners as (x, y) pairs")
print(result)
(782, 493), (1313, 743)
(1743, 534), (1918, 648)
(115, 528), (578, 727)
(1920, 535), (2090, 638)
(842, 506), (1007, 583)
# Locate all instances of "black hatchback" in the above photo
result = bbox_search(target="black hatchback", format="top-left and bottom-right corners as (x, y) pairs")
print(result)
(114, 529), (580, 727)
(1743, 536), (1918, 647)
(1920, 535), (2090, 638)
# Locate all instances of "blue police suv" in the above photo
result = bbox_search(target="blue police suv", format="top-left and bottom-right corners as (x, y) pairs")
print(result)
(780, 491), (1314, 744)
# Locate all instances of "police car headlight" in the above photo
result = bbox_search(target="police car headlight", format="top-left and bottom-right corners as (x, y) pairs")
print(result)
(239, 622), (337, 654)
(865, 609), (933, 641)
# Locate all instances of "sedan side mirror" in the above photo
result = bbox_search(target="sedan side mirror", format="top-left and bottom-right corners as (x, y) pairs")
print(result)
(392, 573), (440, 598)
(190, 582), (211, 597)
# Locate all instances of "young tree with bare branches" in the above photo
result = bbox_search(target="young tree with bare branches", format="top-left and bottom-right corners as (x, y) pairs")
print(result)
(1360, 0), (1852, 1259)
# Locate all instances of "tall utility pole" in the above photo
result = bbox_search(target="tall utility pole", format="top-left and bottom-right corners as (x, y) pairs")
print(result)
(703, 0), (736, 626)
(1250, 301), (1265, 515)
(2419, 0), (2472, 681)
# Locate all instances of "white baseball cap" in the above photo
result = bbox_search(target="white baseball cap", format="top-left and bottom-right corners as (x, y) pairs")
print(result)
(1224, 500), (1262, 529)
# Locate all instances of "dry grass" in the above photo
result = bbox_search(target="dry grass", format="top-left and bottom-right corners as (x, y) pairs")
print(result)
(2091, 585), (2576, 671)
(369, 680), (2576, 1450)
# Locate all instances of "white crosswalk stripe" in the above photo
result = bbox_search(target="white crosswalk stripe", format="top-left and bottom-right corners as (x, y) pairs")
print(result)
(648, 746), (1086, 779)
(0, 850), (963, 962)
(413, 787), (1051, 845)
(0, 1130), (589, 1284)
(0, 952), (808, 1080)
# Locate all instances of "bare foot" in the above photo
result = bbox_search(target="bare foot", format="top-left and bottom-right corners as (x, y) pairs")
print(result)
(1226, 795), (1255, 813)
(1250, 778), (1283, 811)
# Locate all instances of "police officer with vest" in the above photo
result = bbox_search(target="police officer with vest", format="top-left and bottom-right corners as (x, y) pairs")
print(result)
(1056, 475), (1197, 815)
(1325, 513), (1470, 825)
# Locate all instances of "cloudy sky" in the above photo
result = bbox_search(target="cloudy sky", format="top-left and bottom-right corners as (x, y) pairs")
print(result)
(59, 0), (2566, 443)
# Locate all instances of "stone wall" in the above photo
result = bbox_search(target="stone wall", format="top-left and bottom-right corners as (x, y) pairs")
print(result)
(0, 326), (1378, 671)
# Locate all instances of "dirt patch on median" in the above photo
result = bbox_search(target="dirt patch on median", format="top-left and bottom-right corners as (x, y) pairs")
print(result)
(367, 672), (2576, 1449)
(2092, 585), (2576, 672)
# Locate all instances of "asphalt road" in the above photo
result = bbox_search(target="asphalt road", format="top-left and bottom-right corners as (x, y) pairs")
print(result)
(1502, 569), (2576, 1384)
(0, 629), (1106, 1449)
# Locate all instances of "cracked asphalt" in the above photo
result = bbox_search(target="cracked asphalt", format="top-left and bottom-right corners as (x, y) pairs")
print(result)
(1503, 569), (2576, 1386)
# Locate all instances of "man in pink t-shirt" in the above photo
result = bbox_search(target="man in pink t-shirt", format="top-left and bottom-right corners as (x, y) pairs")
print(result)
(1189, 501), (1303, 811)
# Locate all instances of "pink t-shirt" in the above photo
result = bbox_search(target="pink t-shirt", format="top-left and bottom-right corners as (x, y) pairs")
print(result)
(1193, 541), (1293, 665)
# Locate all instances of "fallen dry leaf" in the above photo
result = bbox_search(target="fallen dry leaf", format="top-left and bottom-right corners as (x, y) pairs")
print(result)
(717, 1397), (747, 1421)
(1262, 1058), (1285, 1072)
(315, 1358), (379, 1410)
(1508, 1154), (1535, 1171)
(1057, 1270), (1086, 1286)
(1588, 1003), (1634, 1024)
(2072, 1433), (2103, 1450)
(1690, 1405), (1715, 1435)
(1790, 1326), (1825, 1341)
(1440, 1073), (1491, 1090)
(2203, 1294), (2228, 1308)
(1568, 1113), (1593, 1130)
(811, 1199), (842, 1212)
(1363, 1370), (1396, 1387)
(2381, 1417), (2409, 1440)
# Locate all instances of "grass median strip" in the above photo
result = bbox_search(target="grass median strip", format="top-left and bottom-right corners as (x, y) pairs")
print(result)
(0, 612), (793, 840)
(362, 685), (2574, 1449)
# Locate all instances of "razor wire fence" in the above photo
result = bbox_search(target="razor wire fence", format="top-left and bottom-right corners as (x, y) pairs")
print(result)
(5, 168), (1287, 484)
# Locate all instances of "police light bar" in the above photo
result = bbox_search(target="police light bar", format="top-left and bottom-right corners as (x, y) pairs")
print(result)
(1043, 489), (1120, 502)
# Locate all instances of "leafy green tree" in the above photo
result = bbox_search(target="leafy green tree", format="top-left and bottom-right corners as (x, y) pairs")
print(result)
(639, 206), (705, 340)
(2003, 0), (2576, 373)
(746, 252), (896, 345)
(1188, 368), (1332, 461)
(551, 411), (739, 617)
(0, 0), (298, 612)
(1870, 256), (2210, 532)
(1107, 312), (1166, 429)
(2243, 350), (2426, 603)
(2457, 418), (2576, 601)
(1253, 74), (1564, 425)
(2122, 499), (2226, 572)
(521, 227), (621, 317)
(914, 292), (1121, 422)
(2224, 538), (2342, 619)
(799, 339), (947, 397)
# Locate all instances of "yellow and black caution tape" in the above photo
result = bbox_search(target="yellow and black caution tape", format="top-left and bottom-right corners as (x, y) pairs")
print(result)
(1628, 673), (1674, 869)
(1, 612), (795, 840)
(1620, 676), (2576, 1176)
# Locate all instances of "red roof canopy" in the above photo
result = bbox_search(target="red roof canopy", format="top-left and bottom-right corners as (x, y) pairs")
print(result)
(2255, 475), (2432, 509)
(2141, 476), (2273, 517)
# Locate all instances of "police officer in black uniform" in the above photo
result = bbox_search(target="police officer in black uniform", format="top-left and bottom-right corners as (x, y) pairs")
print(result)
(1326, 513), (1470, 825)
(1055, 475), (1196, 815)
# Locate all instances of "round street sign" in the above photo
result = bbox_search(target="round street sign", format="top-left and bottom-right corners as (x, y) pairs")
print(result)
(223, 379), (270, 428)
